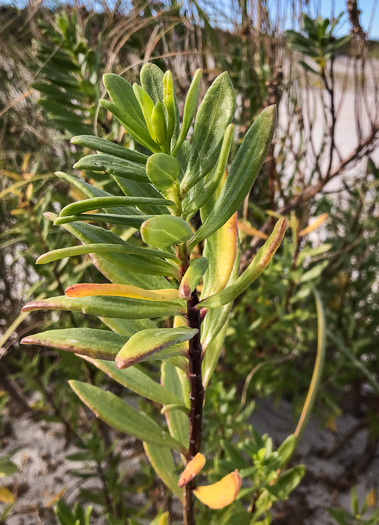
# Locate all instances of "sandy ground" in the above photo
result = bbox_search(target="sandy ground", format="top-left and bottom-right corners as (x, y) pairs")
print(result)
(1, 396), (378, 525)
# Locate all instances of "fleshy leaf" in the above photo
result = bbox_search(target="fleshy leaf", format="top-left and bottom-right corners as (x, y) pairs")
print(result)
(69, 380), (186, 452)
(193, 470), (241, 509)
(115, 327), (197, 369)
(48, 217), (181, 280)
(171, 69), (202, 156)
(180, 72), (235, 193)
(182, 123), (234, 219)
(151, 101), (167, 151)
(188, 105), (276, 249)
(55, 171), (138, 216)
(73, 154), (148, 182)
(161, 362), (190, 449)
(179, 257), (209, 300)
(22, 295), (186, 320)
(141, 215), (193, 248)
(140, 63), (165, 105)
(54, 213), (152, 228)
(70, 135), (148, 164)
(202, 212), (238, 299)
(144, 442), (182, 498)
(59, 196), (173, 217)
(21, 328), (127, 360)
(201, 217), (286, 308)
(133, 83), (155, 138)
(112, 175), (169, 215)
(36, 243), (179, 265)
(65, 283), (180, 302)
(178, 453), (206, 487)
(198, 218), (286, 308)
(80, 357), (185, 406)
(163, 70), (179, 147)
(101, 73), (158, 152)
(146, 153), (180, 191)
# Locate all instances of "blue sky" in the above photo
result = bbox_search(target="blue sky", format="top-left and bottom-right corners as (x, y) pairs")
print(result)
(319, 0), (378, 37)
(1, 0), (378, 38)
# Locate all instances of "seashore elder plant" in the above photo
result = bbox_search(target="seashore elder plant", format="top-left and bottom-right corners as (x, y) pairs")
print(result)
(21, 64), (292, 523)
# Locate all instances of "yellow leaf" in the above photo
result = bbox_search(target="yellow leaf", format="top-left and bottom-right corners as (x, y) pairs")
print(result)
(0, 486), (15, 504)
(193, 470), (241, 509)
(26, 183), (33, 201)
(158, 511), (169, 525)
(265, 210), (283, 220)
(65, 283), (179, 302)
(366, 488), (376, 508)
(238, 220), (268, 240)
(46, 487), (66, 507)
(1, 169), (21, 181)
(203, 212), (238, 298)
(21, 153), (31, 173)
(178, 453), (206, 488)
(173, 316), (188, 328)
(325, 415), (337, 433)
(299, 213), (328, 237)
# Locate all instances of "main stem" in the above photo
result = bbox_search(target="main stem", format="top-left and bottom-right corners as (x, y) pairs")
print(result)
(179, 249), (204, 525)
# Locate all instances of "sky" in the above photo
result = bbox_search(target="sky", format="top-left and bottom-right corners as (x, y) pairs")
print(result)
(1, 0), (378, 38)
(319, 0), (378, 37)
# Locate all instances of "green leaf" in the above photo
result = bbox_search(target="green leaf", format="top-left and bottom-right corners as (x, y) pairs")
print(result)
(146, 153), (180, 191)
(143, 442), (182, 498)
(171, 69), (202, 156)
(161, 362), (190, 449)
(294, 289), (327, 440)
(180, 72), (235, 192)
(48, 215), (181, 280)
(82, 358), (185, 406)
(73, 154), (148, 182)
(267, 465), (305, 500)
(202, 318), (228, 388)
(140, 63), (165, 106)
(112, 176), (169, 215)
(188, 105), (276, 249)
(70, 135), (148, 164)
(277, 435), (297, 467)
(199, 217), (286, 308)
(299, 261), (328, 283)
(141, 215), (193, 248)
(115, 327), (196, 369)
(54, 171), (140, 217)
(179, 257), (209, 300)
(0, 458), (18, 478)
(182, 123), (234, 219)
(54, 500), (75, 525)
(151, 101), (167, 151)
(21, 328), (127, 360)
(163, 70), (179, 147)
(36, 243), (179, 265)
(54, 213), (153, 228)
(299, 60), (320, 75)
(101, 74), (158, 152)
(22, 295), (186, 320)
(69, 381), (186, 452)
(133, 83), (155, 138)
(59, 196), (173, 217)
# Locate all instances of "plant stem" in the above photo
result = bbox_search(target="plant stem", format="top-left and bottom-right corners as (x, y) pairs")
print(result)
(177, 248), (204, 525)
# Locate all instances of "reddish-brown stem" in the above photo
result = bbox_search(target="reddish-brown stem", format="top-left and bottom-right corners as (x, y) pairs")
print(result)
(177, 249), (204, 525)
